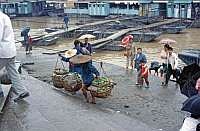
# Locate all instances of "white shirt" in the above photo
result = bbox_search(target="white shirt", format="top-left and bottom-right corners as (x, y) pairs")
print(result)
(180, 117), (200, 131)
(160, 50), (167, 64)
(168, 52), (178, 69)
(0, 11), (16, 58)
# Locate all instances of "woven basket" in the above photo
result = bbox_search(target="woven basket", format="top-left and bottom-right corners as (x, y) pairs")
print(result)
(63, 73), (82, 92)
(90, 84), (113, 98)
(90, 77), (114, 98)
(52, 69), (69, 88)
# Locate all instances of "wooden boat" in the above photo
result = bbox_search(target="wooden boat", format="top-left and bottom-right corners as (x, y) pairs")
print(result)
(191, 20), (200, 28)
(36, 36), (59, 46)
(47, 9), (64, 17)
(93, 31), (114, 39)
(45, 28), (61, 33)
(103, 41), (125, 51)
(129, 31), (162, 42)
(178, 49), (200, 65)
(160, 26), (186, 34)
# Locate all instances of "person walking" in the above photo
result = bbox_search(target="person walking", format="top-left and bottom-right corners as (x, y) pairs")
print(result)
(124, 35), (135, 69)
(160, 44), (170, 85)
(140, 62), (150, 88)
(165, 47), (179, 86)
(63, 15), (69, 30)
(0, 11), (29, 101)
(134, 48), (147, 86)
(27, 34), (32, 54)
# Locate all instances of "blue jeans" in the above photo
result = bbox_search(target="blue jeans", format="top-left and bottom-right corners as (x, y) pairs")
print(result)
(0, 57), (28, 95)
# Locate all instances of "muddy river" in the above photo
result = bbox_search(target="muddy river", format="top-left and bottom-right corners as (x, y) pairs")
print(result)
(13, 16), (200, 67)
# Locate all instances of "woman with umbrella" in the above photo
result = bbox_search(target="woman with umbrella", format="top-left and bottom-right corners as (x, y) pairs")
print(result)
(122, 35), (135, 69)
(159, 38), (177, 86)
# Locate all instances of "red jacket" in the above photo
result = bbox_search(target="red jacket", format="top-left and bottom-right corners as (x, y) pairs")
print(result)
(141, 65), (148, 78)
(28, 36), (32, 45)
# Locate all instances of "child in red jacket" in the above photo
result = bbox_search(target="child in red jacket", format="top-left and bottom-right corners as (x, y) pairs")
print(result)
(140, 63), (149, 88)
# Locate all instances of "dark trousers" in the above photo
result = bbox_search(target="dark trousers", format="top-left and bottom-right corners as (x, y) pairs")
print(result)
(165, 64), (180, 85)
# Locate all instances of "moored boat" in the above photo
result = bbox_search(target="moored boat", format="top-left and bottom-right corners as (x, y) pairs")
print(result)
(102, 41), (125, 51)
(36, 36), (59, 46)
(178, 49), (200, 65)
(129, 31), (162, 42)
(45, 28), (61, 33)
(160, 26), (186, 34)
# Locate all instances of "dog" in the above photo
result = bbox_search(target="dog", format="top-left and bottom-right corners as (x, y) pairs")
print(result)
(149, 61), (161, 76)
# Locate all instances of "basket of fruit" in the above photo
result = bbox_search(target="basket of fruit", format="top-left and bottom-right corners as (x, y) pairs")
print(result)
(52, 68), (69, 88)
(63, 72), (83, 92)
(90, 77), (114, 98)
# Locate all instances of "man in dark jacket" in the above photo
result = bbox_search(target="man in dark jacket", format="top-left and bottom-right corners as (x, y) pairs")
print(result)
(81, 38), (92, 55)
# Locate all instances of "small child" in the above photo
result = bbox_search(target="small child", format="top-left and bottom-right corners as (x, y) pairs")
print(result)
(140, 63), (149, 88)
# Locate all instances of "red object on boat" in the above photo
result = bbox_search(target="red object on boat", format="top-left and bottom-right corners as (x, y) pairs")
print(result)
(121, 35), (133, 45)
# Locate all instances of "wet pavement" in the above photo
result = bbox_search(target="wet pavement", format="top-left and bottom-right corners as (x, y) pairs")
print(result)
(1, 17), (198, 131)
(0, 47), (188, 131)
(0, 69), (157, 131)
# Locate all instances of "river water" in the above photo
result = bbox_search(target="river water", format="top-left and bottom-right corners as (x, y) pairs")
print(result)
(12, 16), (200, 68)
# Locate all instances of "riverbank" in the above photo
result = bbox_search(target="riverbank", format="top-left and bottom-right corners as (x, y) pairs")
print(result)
(15, 46), (187, 131)
(10, 16), (200, 131)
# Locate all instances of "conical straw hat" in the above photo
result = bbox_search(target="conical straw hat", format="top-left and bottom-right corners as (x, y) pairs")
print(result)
(64, 49), (77, 58)
(69, 54), (92, 64)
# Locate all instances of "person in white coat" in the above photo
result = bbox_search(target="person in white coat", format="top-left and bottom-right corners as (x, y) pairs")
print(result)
(165, 46), (179, 86)
(0, 11), (29, 101)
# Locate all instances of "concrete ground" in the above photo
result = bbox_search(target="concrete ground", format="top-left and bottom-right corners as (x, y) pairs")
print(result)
(0, 47), (187, 131)
(0, 72), (157, 131)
